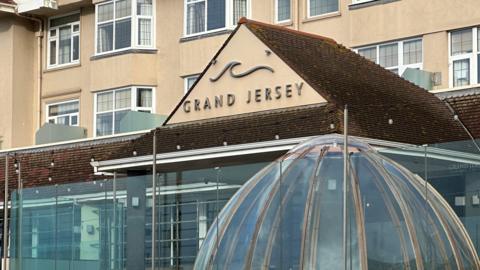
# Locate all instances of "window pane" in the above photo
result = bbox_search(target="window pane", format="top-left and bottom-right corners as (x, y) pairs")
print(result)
(138, 18), (152, 46)
(114, 110), (130, 133)
(115, 89), (131, 109)
(73, 24), (80, 32)
(96, 113), (113, 136)
(71, 115), (78, 126)
(232, 0), (247, 25)
(453, 59), (470, 87)
(97, 92), (114, 112)
(186, 76), (199, 92)
(49, 29), (56, 37)
(277, 0), (291, 22)
(50, 13), (80, 28)
(309, 0), (338, 17)
(98, 2), (114, 22)
(115, 18), (131, 49)
(207, 0), (225, 31)
(48, 101), (79, 117)
(403, 40), (422, 65)
(379, 43), (398, 68)
(137, 88), (152, 107)
(49, 40), (56, 65)
(115, 0), (132, 19)
(478, 54), (480, 82)
(186, 2), (205, 35)
(451, 29), (472, 56)
(73, 35), (79, 61)
(358, 47), (377, 63)
(58, 26), (72, 64)
(137, 0), (152, 15)
(57, 116), (70, 126)
(97, 22), (113, 53)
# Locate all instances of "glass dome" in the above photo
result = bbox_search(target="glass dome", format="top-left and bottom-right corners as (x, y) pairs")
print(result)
(194, 135), (480, 270)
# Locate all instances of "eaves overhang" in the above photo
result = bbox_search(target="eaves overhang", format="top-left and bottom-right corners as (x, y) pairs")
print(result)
(92, 134), (480, 173)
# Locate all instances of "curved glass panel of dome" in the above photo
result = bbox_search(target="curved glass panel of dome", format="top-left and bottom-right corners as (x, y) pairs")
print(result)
(194, 135), (480, 270)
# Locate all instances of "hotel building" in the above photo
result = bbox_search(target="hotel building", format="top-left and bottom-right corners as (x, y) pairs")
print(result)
(0, 0), (479, 269)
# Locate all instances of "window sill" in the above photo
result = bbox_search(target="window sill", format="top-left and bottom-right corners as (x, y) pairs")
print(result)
(302, 11), (341, 24)
(90, 48), (158, 61)
(275, 20), (293, 27)
(44, 63), (81, 73)
(349, 0), (400, 10)
(180, 29), (233, 43)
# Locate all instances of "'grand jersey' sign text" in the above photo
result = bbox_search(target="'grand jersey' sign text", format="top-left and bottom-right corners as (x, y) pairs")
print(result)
(183, 82), (304, 113)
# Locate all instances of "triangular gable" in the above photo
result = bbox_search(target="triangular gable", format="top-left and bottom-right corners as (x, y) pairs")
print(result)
(166, 24), (326, 124)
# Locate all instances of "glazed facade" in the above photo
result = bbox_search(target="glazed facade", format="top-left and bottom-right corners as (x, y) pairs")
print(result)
(1, 0), (480, 147)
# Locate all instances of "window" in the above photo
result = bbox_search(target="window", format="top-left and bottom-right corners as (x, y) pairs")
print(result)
(308, 0), (338, 18)
(275, 0), (291, 23)
(48, 13), (80, 68)
(46, 100), (79, 126)
(449, 28), (479, 88)
(356, 38), (423, 75)
(184, 0), (249, 36)
(184, 75), (199, 93)
(96, 0), (154, 55)
(95, 87), (154, 136)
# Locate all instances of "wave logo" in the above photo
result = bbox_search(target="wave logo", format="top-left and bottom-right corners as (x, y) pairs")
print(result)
(209, 61), (274, 82)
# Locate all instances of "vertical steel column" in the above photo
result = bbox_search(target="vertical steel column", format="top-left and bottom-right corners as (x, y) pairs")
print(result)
(423, 145), (428, 204)
(2, 155), (8, 270)
(343, 105), (349, 270)
(17, 162), (21, 270)
(151, 130), (157, 270)
(113, 171), (117, 270)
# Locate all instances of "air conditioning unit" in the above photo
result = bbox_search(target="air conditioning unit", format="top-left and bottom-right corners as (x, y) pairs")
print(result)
(17, 0), (57, 13)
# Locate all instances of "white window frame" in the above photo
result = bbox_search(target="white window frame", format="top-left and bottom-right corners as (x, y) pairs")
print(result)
(94, 0), (156, 56)
(183, 0), (251, 38)
(448, 27), (479, 88)
(351, 0), (376, 5)
(46, 99), (80, 126)
(184, 74), (200, 94)
(307, 0), (339, 19)
(94, 86), (156, 137)
(47, 11), (81, 69)
(275, 0), (291, 24)
(355, 38), (423, 76)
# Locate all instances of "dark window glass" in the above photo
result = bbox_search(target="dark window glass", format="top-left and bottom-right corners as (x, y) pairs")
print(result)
(207, 0), (225, 31)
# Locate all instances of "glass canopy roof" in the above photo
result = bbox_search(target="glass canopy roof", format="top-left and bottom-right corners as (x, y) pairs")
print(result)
(194, 135), (480, 270)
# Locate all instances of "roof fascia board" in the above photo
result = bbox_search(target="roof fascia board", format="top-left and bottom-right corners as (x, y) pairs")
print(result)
(93, 135), (421, 172)
(93, 136), (315, 171)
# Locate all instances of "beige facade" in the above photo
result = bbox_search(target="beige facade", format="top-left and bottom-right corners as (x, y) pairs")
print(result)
(0, 0), (480, 148)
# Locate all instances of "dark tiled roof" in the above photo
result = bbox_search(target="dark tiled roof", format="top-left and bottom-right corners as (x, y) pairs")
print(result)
(445, 93), (480, 138)
(116, 104), (340, 158)
(0, 136), (140, 197)
(166, 19), (468, 145)
(240, 19), (468, 144)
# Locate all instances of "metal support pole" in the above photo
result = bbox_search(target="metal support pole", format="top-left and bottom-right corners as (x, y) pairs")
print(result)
(151, 130), (157, 270)
(2, 155), (8, 270)
(17, 162), (21, 270)
(343, 105), (349, 270)
(423, 145), (428, 204)
(113, 171), (117, 270)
